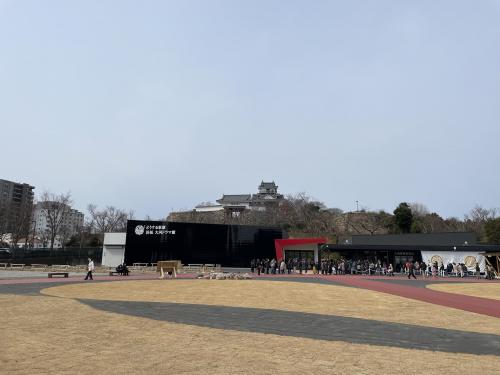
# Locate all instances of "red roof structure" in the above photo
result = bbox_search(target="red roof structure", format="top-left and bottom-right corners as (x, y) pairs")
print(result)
(274, 237), (327, 260)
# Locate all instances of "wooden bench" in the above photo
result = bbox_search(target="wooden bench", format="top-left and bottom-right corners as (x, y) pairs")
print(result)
(10, 263), (25, 269)
(157, 260), (181, 278)
(48, 272), (69, 278)
(0, 263), (8, 268)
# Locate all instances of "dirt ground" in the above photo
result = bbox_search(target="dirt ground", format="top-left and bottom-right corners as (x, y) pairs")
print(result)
(42, 279), (500, 334)
(2, 280), (499, 375)
(426, 282), (500, 301)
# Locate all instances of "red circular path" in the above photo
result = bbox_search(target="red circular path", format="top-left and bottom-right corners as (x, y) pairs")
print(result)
(257, 273), (500, 318)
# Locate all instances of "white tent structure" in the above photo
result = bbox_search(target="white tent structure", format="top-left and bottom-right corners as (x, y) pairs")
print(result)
(420, 250), (486, 272)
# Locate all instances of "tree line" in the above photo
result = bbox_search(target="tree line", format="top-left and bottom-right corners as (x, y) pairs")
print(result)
(3, 189), (499, 249)
(170, 195), (500, 244)
(0, 190), (135, 249)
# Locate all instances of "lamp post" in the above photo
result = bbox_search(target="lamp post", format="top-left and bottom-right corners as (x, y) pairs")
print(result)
(356, 200), (359, 212)
(31, 220), (36, 249)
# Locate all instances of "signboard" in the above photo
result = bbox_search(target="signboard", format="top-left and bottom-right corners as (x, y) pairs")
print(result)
(125, 220), (284, 267)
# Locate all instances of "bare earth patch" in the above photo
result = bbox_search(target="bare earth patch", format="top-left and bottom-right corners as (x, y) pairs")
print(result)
(1, 292), (499, 375)
(426, 282), (500, 301)
(42, 279), (500, 334)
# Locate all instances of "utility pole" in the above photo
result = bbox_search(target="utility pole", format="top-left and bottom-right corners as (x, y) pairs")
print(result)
(356, 200), (359, 212)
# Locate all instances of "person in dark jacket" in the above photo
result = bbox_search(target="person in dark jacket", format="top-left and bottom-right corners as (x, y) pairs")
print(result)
(407, 261), (417, 279)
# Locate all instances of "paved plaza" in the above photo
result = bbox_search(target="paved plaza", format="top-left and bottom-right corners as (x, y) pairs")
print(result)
(1, 271), (499, 374)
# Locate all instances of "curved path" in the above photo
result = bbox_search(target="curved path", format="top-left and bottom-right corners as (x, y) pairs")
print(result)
(79, 298), (499, 355)
(255, 273), (500, 318)
(331, 275), (500, 318)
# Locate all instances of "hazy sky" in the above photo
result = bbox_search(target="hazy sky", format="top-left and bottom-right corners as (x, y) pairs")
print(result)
(1, 0), (499, 219)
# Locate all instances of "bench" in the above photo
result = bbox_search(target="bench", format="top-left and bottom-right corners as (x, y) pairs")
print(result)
(157, 260), (180, 278)
(52, 265), (70, 270)
(0, 263), (8, 268)
(48, 272), (69, 278)
(10, 263), (25, 269)
(109, 271), (128, 276)
(31, 264), (48, 270)
(133, 263), (148, 267)
(182, 264), (202, 273)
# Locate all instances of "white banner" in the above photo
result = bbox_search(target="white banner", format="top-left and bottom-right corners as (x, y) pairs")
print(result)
(420, 251), (485, 272)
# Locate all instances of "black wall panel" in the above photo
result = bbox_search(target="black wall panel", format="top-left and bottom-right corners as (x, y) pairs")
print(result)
(125, 220), (284, 267)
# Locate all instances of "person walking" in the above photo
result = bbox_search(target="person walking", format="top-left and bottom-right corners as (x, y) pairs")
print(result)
(85, 257), (94, 280)
(279, 260), (286, 274)
(407, 261), (417, 279)
(475, 263), (481, 279)
(387, 263), (394, 276)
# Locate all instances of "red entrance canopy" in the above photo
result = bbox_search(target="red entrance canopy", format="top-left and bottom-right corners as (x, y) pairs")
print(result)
(274, 238), (327, 260)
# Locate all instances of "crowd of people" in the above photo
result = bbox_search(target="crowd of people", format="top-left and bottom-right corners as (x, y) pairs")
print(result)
(249, 258), (395, 276)
(249, 257), (497, 279)
(400, 260), (496, 279)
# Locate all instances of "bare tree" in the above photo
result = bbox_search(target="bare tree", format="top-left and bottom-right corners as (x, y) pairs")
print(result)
(39, 191), (72, 251)
(444, 217), (467, 232)
(465, 205), (497, 223)
(128, 210), (135, 220)
(87, 204), (128, 234)
(464, 205), (497, 240)
(409, 202), (430, 218)
(10, 205), (33, 248)
(418, 213), (448, 233)
(354, 211), (392, 235)
(0, 202), (10, 246)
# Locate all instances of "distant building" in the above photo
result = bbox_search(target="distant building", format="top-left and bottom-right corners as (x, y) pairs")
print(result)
(34, 202), (84, 245)
(193, 203), (224, 213)
(0, 179), (35, 237)
(216, 181), (284, 217)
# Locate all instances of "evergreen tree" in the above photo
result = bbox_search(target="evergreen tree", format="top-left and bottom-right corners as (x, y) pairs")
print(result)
(393, 202), (413, 233)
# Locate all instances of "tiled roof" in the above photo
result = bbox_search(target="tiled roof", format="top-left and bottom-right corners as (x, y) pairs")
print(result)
(259, 181), (277, 189)
(216, 194), (252, 204)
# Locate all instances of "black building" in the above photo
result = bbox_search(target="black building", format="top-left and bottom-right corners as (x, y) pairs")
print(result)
(125, 220), (285, 267)
(327, 232), (500, 267)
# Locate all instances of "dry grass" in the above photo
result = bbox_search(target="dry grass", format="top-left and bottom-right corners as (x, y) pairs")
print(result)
(426, 282), (500, 301)
(41, 279), (500, 335)
(1, 293), (499, 375)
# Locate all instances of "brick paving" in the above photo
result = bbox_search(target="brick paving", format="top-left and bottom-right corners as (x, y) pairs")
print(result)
(79, 298), (500, 355)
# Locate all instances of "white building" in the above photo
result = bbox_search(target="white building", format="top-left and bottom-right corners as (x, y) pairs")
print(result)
(215, 181), (284, 217)
(33, 202), (84, 245)
(194, 204), (224, 212)
(101, 232), (126, 267)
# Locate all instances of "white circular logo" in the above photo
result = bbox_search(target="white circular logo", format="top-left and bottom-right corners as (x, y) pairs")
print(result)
(135, 225), (145, 235)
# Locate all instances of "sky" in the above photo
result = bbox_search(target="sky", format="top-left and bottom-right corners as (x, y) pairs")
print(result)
(1, 0), (499, 220)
